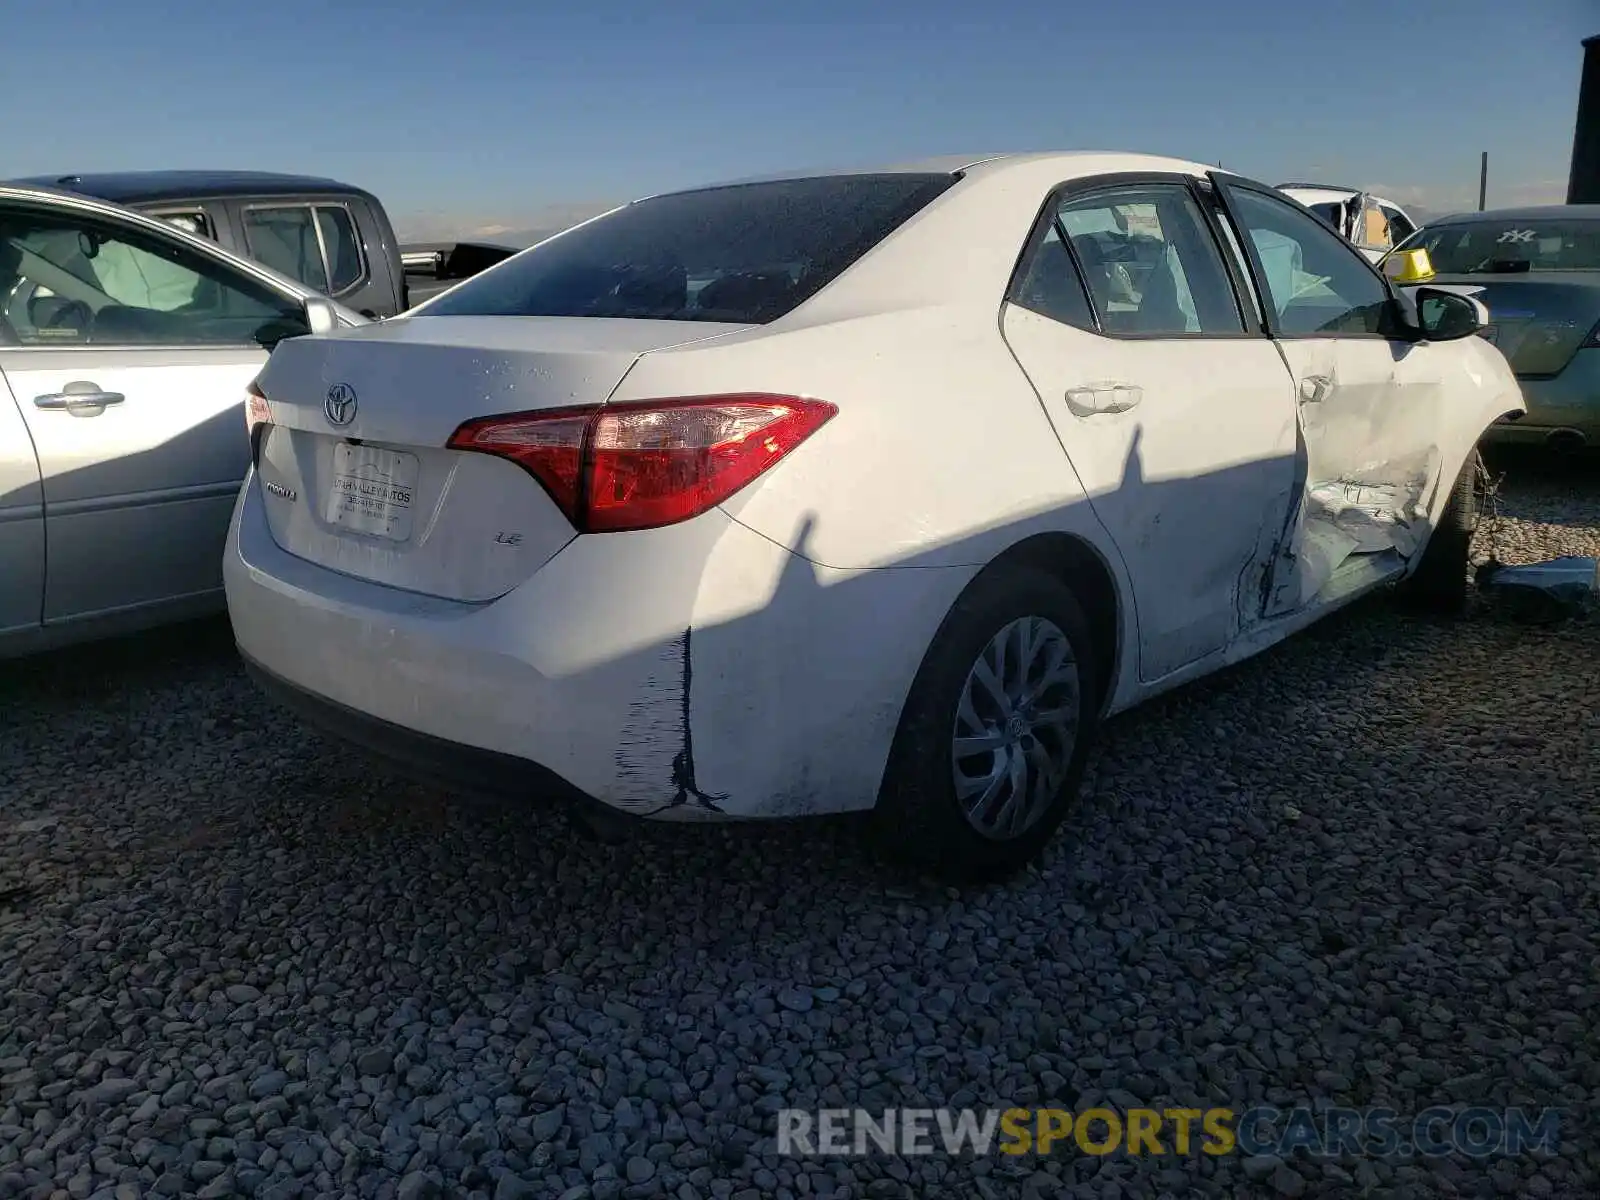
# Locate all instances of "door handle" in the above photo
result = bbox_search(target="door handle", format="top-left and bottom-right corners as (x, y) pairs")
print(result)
(1064, 382), (1143, 418)
(34, 381), (125, 416)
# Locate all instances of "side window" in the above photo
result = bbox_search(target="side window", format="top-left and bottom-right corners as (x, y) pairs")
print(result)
(243, 205), (328, 292)
(1010, 224), (1096, 330)
(242, 204), (367, 298)
(1224, 187), (1391, 337)
(1382, 205), (1416, 244)
(1205, 196), (1265, 328)
(0, 206), (309, 348)
(1055, 185), (1243, 335)
(153, 210), (216, 241)
(314, 206), (366, 294)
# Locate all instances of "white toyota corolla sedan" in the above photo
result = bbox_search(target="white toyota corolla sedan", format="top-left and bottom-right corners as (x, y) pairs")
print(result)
(225, 152), (1523, 879)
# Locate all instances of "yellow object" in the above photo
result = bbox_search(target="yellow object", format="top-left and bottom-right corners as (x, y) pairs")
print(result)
(1383, 247), (1436, 284)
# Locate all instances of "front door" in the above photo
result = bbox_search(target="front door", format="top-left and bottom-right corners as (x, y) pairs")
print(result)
(1211, 178), (1448, 613)
(1000, 176), (1301, 682)
(0, 199), (308, 624)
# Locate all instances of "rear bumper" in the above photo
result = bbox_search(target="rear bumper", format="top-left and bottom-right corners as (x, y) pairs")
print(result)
(242, 648), (602, 810)
(224, 469), (967, 822)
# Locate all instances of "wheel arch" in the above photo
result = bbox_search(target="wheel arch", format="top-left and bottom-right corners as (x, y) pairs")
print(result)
(977, 531), (1125, 713)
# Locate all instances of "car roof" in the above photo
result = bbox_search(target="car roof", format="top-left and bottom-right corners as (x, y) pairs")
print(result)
(1429, 204), (1600, 224)
(647, 151), (1222, 197)
(9, 169), (368, 204)
(1277, 183), (1363, 198)
(1279, 183), (1408, 210)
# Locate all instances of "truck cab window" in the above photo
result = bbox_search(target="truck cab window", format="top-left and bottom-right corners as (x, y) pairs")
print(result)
(155, 211), (215, 240)
(242, 204), (367, 298)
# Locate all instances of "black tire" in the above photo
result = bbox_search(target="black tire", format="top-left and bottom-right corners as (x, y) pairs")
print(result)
(871, 566), (1102, 882)
(1396, 448), (1485, 616)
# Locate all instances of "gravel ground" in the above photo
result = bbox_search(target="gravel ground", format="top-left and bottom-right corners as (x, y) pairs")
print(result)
(1, 455), (1597, 1200)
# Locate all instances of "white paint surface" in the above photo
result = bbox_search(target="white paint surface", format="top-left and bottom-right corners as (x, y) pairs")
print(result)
(226, 151), (1526, 822)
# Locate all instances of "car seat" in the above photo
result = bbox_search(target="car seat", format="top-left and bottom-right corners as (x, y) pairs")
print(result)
(1133, 247), (1191, 333)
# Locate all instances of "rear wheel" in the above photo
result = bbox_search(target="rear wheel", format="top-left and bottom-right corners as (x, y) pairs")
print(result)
(1396, 448), (1485, 616)
(872, 566), (1101, 882)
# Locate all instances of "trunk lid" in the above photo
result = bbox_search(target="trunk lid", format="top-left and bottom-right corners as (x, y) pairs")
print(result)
(252, 315), (745, 602)
(1426, 274), (1600, 378)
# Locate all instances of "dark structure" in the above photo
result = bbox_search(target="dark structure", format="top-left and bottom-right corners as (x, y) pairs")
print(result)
(1570, 35), (1600, 204)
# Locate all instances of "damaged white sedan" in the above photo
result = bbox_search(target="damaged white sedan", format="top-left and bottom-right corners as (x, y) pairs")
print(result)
(225, 152), (1524, 880)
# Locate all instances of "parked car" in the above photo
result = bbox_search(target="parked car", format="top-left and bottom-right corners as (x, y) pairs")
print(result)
(1390, 205), (1600, 452)
(226, 152), (1522, 879)
(401, 241), (521, 307)
(11, 171), (411, 318)
(0, 181), (364, 657)
(1278, 184), (1420, 262)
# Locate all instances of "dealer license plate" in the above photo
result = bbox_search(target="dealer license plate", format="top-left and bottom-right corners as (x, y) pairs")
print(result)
(326, 443), (418, 541)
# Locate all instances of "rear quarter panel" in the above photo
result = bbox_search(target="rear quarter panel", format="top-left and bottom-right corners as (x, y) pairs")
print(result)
(610, 307), (1117, 574)
(606, 308), (1139, 808)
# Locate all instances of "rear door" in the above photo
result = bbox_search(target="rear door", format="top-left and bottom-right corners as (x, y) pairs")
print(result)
(0, 197), (310, 624)
(1212, 176), (1449, 611)
(1000, 174), (1302, 681)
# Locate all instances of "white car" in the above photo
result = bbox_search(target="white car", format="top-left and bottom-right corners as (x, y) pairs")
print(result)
(1277, 184), (1420, 262)
(226, 152), (1523, 879)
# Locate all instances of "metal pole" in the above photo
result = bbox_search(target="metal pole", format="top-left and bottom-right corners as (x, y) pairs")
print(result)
(1478, 152), (1488, 211)
(1570, 35), (1600, 203)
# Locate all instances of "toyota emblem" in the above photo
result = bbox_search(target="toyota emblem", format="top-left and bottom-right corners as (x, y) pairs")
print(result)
(324, 383), (357, 426)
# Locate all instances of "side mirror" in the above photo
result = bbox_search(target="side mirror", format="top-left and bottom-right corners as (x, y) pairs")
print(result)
(1413, 285), (1488, 342)
(303, 296), (340, 335)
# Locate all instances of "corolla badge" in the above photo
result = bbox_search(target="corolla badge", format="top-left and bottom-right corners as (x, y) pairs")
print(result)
(325, 383), (358, 426)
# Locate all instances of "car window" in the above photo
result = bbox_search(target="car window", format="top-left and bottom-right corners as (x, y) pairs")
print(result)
(1304, 201), (1347, 232)
(315, 207), (366, 294)
(1205, 194), (1265, 327)
(154, 210), (216, 241)
(422, 173), (959, 324)
(1224, 187), (1390, 336)
(1405, 218), (1600, 273)
(243, 205), (330, 293)
(1009, 224), (1096, 330)
(1381, 205), (1415, 244)
(1051, 184), (1244, 336)
(0, 206), (310, 348)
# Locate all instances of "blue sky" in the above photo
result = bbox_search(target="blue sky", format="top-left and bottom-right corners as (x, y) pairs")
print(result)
(5, 0), (1594, 239)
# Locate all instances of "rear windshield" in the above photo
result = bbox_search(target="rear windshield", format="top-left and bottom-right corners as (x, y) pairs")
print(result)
(420, 173), (959, 324)
(1403, 219), (1600, 273)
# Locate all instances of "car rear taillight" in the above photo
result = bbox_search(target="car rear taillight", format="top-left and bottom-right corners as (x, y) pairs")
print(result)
(245, 381), (271, 463)
(446, 394), (838, 533)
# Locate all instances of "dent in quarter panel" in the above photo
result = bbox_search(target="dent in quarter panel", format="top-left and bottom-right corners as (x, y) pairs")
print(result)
(0, 373), (44, 633)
